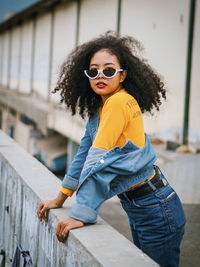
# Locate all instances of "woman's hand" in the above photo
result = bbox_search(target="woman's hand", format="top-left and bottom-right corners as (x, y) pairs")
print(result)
(37, 199), (61, 222)
(56, 218), (84, 242)
(37, 192), (68, 222)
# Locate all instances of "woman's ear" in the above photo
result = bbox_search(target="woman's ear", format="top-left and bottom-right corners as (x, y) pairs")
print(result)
(120, 70), (127, 83)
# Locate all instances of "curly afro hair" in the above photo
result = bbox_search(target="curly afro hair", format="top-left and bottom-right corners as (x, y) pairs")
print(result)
(52, 31), (166, 118)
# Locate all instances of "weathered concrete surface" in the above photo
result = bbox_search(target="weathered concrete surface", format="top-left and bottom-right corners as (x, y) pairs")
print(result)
(0, 130), (158, 267)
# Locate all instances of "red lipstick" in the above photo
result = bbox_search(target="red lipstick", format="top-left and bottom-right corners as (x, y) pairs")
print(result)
(96, 81), (107, 88)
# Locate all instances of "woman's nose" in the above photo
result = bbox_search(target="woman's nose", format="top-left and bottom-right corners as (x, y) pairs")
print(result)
(97, 72), (105, 79)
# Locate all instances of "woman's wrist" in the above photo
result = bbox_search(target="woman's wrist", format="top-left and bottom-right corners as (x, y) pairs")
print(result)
(54, 191), (68, 207)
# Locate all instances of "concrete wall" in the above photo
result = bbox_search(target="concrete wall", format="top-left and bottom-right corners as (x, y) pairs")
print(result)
(121, 0), (189, 134)
(32, 12), (52, 100)
(50, 1), (77, 104)
(9, 26), (21, 91)
(19, 19), (34, 94)
(0, 130), (157, 267)
(1, 31), (10, 87)
(0, 0), (199, 142)
(78, 0), (118, 44)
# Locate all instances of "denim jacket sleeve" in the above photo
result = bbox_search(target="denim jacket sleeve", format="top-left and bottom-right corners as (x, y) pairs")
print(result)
(68, 176), (104, 223)
(61, 120), (92, 191)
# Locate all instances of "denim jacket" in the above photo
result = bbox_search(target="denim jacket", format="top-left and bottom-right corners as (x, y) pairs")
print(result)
(62, 111), (157, 223)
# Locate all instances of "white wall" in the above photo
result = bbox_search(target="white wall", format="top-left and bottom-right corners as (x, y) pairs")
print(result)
(10, 26), (21, 91)
(32, 13), (52, 100)
(121, 0), (190, 135)
(50, 1), (77, 103)
(1, 31), (10, 87)
(19, 20), (34, 94)
(0, 0), (199, 140)
(78, 0), (118, 44)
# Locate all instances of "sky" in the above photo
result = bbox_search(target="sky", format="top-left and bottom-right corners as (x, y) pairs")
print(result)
(0, 0), (41, 23)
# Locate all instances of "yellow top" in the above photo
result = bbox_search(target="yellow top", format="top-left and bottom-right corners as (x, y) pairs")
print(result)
(60, 89), (148, 196)
(93, 89), (145, 149)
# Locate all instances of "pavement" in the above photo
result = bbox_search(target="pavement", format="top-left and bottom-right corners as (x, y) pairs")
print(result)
(99, 197), (200, 267)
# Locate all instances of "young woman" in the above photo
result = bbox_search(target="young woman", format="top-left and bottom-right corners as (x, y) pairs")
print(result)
(37, 32), (186, 267)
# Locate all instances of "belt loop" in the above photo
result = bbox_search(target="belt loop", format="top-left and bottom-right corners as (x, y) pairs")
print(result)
(147, 180), (157, 191)
(154, 164), (163, 176)
(123, 192), (132, 204)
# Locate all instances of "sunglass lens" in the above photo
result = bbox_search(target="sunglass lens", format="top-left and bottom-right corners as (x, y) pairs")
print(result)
(86, 69), (98, 78)
(103, 67), (116, 77)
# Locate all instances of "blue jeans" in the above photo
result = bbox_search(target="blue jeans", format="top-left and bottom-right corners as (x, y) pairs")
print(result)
(120, 175), (186, 267)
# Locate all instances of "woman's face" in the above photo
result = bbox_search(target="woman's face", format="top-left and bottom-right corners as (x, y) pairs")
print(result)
(88, 49), (127, 103)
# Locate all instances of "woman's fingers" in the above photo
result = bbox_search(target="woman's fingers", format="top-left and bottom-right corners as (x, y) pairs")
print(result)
(37, 198), (66, 223)
(55, 218), (84, 243)
(38, 207), (85, 242)
(37, 203), (44, 220)
(56, 221), (67, 242)
(37, 202), (48, 221)
(58, 225), (69, 243)
(60, 226), (70, 242)
(40, 205), (48, 221)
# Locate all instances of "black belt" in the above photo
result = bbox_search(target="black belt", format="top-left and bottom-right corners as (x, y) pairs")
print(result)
(117, 167), (165, 200)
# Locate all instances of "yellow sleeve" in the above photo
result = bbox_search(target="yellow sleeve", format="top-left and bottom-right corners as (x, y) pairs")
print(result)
(92, 94), (130, 150)
(60, 186), (75, 197)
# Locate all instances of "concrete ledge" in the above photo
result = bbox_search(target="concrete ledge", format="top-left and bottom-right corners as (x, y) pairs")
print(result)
(0, 130), (158, 266)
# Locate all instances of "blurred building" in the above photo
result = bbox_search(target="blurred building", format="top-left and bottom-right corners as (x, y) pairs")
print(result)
(0, 0), (199, 172)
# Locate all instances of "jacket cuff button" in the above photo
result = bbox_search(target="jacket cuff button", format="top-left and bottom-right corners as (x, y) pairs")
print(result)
(100, 159), (105, 164)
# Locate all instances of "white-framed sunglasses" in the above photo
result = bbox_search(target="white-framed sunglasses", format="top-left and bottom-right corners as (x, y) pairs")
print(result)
(84, 67), (124, 79)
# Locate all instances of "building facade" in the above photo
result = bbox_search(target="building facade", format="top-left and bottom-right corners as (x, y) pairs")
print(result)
(0, 0), (199, 170)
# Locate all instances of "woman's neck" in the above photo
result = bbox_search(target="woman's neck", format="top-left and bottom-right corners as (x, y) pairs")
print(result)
(101, 86), (123, 104)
